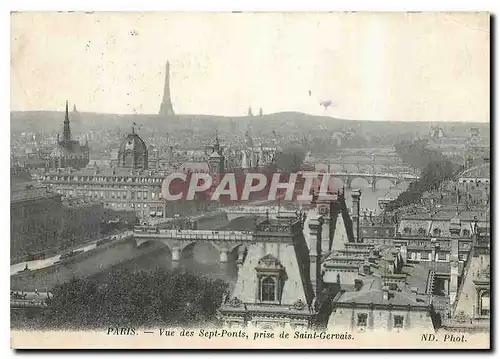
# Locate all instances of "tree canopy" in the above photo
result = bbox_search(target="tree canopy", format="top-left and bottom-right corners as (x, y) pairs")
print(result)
(385, 141), (462, 212)
(394, 139), (452, 170)
(28, 269), (229, 330)
(275, 145), (307, 173)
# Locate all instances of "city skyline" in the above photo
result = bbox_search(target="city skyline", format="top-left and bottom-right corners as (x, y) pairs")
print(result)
(11, 12), (490, 122)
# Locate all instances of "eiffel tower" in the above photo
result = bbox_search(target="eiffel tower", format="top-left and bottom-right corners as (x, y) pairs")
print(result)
(159, 61), (175, 117)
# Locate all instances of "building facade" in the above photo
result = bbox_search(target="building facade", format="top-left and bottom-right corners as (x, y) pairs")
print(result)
(38, 129), (211, 222)
(218, 215), (316, 330)
(10, 180), (63, 263)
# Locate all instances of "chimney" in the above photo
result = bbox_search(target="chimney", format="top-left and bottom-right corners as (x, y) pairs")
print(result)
(351, 189), (361, 242)
(400, 244), (407, 264)
(362, 261), (371, 275)
(382, 286), (390, 301)
(387, 257), (395, 274)
(307, 215), (324, 297)
(449, 237), (459, 305)
(354, 279), (363, 291)
(431, 238), (437, 262)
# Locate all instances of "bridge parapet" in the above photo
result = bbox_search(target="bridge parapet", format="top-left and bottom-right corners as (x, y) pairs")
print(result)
(225, 206), (296, 215)
(299, 171), (418, 179)
(134, 228), (254, 242)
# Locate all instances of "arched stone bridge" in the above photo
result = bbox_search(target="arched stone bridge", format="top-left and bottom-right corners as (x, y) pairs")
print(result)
(302, 171), (419, 191)
(134, 228), (253, 265)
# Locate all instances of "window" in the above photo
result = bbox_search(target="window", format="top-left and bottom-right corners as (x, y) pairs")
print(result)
(433, 228), (441, 236)
(255, 254), (285, 303)
(462, 229), (470, 237)
(261, 277), (276, 302)
(480, 292), (490, 316)
(403, 227), (411, 235)
(394, 315), (404, 328)
(418, 228), (426, 236)
(357, 313), (368, 327)
(437, 252), (446, 260)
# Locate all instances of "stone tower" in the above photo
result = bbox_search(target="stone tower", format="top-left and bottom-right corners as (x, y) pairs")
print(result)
(159, 61), (175, 117)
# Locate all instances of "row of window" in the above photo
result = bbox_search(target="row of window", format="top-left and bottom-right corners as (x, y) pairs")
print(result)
(103, 202), (163, 210)
(403, 227), (471, 237)
(51, 184), (158, 190)
(45, 175), (164, 184)
(362, 229), (392, 236)
(56, 189), (162, 200)
(408, 252), (448, 261)
(407, 251), (468, 262)
(357, 313), (404, 329)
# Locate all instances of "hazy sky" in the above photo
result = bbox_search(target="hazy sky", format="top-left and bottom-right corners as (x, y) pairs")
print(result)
(11, 12), (490, 122)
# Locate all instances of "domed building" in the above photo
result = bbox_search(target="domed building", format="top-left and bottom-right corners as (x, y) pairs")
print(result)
(47, 101), (90, 169)
(117, 127), (148, 170)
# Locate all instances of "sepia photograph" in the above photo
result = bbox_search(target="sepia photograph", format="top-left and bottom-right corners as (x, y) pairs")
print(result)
(9, 11), (490, 349)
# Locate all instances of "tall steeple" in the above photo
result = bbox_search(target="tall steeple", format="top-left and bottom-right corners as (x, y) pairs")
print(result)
(159, 61), (175, 117)
(62, 100), (72, 141)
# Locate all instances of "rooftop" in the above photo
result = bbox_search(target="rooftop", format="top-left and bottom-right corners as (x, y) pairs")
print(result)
(337, 276), (429, 307)
(42, 166), (172, 178)
(10, 182), (61, 203)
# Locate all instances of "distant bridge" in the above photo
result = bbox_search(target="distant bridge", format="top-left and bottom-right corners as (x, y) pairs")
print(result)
(300, 170), (419, 191)
(308, 147), (418, 177)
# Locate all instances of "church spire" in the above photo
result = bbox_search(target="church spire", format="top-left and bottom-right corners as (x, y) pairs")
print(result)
(214, 130), (221, 154)
(62, 100), (71, 141)
(159, 61), (175, 117)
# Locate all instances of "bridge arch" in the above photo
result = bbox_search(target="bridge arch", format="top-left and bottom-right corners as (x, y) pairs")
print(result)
(349, 177), (372, 189)
(328, 176), (345, 191)
(179, 240), (223, 254)
(135, 237), (174, 254)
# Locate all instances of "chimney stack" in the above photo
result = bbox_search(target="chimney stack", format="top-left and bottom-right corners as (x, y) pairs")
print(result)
(449, 237), (459, 305)
(382, 286), (390, 301)
(307, 215), (324, 298)
(354, 279), (363, 291)
(400, 244), (407, 264)
(351, 189), (361, 242)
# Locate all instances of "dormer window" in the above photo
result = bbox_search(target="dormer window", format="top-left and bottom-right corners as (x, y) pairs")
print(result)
(261, 277), (276, 302)
(255, 254), (286, 304)
(433, 228), (441, 237)
(480, 291), (490, 316)
(403, 227), (411, 235)
(418, 228), (426, 236)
